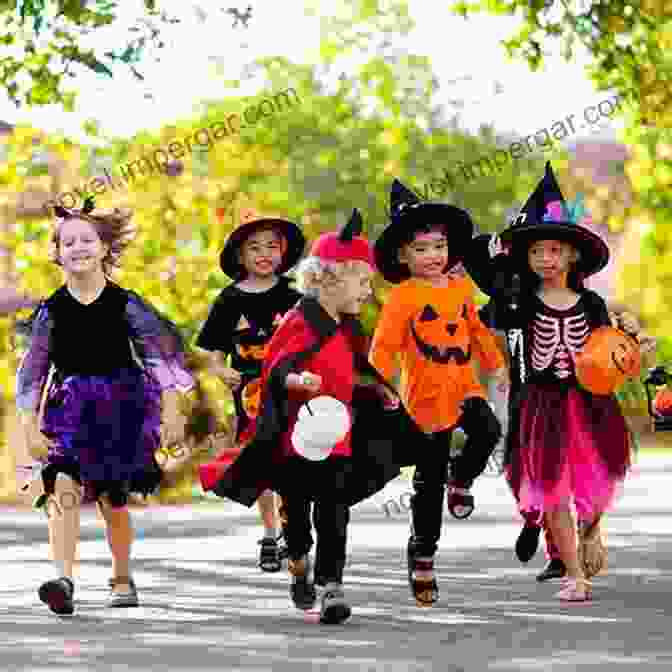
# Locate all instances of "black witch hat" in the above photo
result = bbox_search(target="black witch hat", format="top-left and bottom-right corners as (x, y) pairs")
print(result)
(374, 179), (473, 283)
(501, 162), (609, 277)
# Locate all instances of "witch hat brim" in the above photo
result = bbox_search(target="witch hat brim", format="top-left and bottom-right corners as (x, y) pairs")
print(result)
(220, 217), (306, 278)
(374, 202), (474, 284)
(501, 222), (609, 277)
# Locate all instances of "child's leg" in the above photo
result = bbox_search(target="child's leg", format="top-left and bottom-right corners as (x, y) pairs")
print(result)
(544, 508), (589, 600)
(98, 496), (133, 585)
(451, 397), (502, 485)
(448, 397), (501, 518)
(257, 489), (282, 572)
(283, 493), (316, 610)
(39, 473), (80, 614)
(257, 489), (278, 534)
(408, 437), (450, 605)
(48, 473), (81, 579)
(313, 461), (351, 624)
(97, 486), (139, 606)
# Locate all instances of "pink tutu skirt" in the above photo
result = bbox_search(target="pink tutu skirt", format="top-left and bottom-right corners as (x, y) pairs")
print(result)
(507, 383), (631, 523)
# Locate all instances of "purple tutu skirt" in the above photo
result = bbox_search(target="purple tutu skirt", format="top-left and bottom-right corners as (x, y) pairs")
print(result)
(41, 367), (162, 503)
(507, 383), (631, 523)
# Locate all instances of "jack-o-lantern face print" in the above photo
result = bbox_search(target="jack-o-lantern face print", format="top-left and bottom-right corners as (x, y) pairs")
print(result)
(576, 326), (641, 395)
(234, 313), (284, 361)
(410, 303), (472, 365)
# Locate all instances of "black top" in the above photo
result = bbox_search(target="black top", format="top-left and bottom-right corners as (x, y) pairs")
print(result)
(196, 276), (301, 377)
(46, 283), (137, 376)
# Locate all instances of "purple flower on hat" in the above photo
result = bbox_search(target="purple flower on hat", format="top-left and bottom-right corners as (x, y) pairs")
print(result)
(543, 200), (566, 222)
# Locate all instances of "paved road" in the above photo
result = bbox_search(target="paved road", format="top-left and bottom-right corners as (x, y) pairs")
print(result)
(1, 456), (671, 671)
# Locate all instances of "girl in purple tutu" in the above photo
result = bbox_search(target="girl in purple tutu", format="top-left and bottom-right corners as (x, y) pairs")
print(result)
(16, 196), (193, 615)
(464, 163), (634, 602)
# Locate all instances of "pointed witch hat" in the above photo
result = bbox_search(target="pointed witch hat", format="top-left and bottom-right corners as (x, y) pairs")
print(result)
(374, 179), (473, 283)
(310, 208), (375, 268)
(501, 162), (609, 277)
(219, 206), (306, 279)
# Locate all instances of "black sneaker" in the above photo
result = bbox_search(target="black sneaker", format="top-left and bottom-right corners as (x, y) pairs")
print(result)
(319, 584), (351, 624)
(258, 537), (282, 572)
(536, 559), (566, 582)
(515, 523), (541, 563)
(288, 556), (316, 610)
(38, 577), (74, 615)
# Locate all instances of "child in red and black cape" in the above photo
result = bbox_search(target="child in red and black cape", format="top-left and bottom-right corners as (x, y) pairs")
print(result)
(199, 209), (422, 624)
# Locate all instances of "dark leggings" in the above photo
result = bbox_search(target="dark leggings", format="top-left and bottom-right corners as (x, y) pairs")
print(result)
(411, 397), (501, 557)
(280, 456), (351, 586)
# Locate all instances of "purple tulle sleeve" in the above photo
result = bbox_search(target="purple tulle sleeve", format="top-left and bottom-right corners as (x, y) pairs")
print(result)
(125, 291), (195, 393)
(15, 304), (53, 413)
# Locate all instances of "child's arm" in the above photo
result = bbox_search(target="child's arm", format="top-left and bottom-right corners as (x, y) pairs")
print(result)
(465, 300), (507, 378)
(368, 287), (408, 384)
(195, 292), (242, 388)
(15, 306), (56, 457)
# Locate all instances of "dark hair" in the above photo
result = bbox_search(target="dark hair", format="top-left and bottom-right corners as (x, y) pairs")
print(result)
(397, 222), (449, 248)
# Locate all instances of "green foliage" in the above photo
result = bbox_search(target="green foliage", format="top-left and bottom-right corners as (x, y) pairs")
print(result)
(452, 0), (672, 343)
(0, 0), (179, 109)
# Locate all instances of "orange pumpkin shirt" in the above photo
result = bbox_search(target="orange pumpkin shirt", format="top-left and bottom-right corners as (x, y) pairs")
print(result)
(369, 276), (505, 432)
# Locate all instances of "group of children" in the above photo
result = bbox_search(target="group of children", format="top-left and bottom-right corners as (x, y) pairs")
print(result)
(15, 162), (655, 623)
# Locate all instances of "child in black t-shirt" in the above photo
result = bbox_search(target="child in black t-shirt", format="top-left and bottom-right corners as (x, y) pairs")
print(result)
(197, 207), (305, 572)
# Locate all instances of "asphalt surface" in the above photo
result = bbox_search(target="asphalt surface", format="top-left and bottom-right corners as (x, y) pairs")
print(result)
(1, 456), (671, 671)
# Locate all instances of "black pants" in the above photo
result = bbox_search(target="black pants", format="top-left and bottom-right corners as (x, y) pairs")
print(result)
(411, 397), (501, 557)
(280, 456), (351, 586)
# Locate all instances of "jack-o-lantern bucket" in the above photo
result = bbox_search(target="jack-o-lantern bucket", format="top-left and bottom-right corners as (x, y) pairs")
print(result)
(575, 326), (641, 395)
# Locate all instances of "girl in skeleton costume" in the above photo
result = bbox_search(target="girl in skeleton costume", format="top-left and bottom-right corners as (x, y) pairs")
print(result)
(464, 163), (634, 602)
(16, 197), (193, 615)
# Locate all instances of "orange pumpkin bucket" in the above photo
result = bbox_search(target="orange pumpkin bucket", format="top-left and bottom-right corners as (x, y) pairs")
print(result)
(575, 326), (641, 395)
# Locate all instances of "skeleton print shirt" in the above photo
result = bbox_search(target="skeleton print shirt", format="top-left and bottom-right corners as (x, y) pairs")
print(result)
(529, 295), (590, 381)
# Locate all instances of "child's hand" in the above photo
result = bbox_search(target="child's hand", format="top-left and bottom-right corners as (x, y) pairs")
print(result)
(23, 418), (55, 460)
(610, 311), (640, 337)
(286, 371), (322, 394)
(216, 366), (243, 389)
(491, 367), (510, 394)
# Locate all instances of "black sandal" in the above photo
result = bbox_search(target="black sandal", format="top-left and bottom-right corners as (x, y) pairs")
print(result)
(446, 486), (474, 519)
(258, 537), (282, 572)
(38, 577), (74, 615)
(407, 538), (438, 606)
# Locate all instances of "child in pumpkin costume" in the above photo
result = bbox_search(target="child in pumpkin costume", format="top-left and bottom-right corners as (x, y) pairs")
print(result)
(463, 162), (636, 601)
(196, 208), (304, 572)
(369, 180), (506, 606)
(199, 209), (422, 623)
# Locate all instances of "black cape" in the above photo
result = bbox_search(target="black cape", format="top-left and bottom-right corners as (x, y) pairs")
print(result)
(211, 297), (425, 507)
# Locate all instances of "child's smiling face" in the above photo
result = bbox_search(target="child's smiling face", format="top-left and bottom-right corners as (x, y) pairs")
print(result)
(239, 228), (285, 278)
(398, 228), (449, 280)
(57, 217), (109, 276)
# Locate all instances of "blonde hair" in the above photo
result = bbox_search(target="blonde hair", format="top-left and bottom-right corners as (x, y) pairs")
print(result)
(50, 207), (136, 276)
(295, 257), (367, 297)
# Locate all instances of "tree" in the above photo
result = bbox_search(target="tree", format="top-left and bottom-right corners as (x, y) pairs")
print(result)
(1, 0), (568, 500)
(0, 0), (186, 110)
(452, 0), (672, 370)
